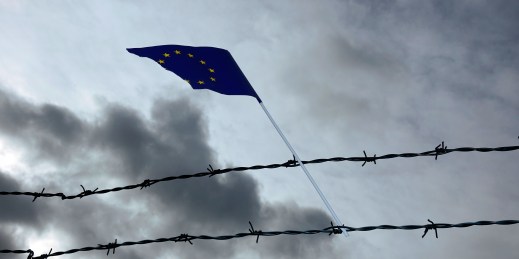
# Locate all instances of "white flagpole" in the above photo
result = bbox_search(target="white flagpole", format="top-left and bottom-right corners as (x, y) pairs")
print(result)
(258, 101), (348, 237)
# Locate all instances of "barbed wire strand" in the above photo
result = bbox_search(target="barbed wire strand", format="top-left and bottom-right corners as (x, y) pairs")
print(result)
(1, 220), (517, 258)
(1, 143), (518, 201)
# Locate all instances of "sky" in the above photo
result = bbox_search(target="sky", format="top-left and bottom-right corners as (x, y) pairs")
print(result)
(0, 0), (518, 258)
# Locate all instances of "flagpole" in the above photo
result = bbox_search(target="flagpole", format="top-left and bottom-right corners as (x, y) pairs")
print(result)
(258, 101), (348, 237)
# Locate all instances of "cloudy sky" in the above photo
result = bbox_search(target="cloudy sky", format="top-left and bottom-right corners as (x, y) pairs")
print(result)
(1, 0), (518, 258)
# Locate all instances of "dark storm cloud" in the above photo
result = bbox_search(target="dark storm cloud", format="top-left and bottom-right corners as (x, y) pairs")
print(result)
(94, 98), (334, 258)
(150, 98), (213, 167)
(0, 171), (46, 259)
(256, 203), (338, 258)
(0, 88), (335, 258)
(40, 197), (150, 259)
(0, 228), (16, 259)
(93, 104), (155, 177)
(0, 171), (41, 226)
(144, 99), (261, 227)
(0, 89), (86, 163)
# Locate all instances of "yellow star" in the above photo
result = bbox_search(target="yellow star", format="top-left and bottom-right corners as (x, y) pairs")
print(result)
(175, 50), (181, 55)
(184, 79), (190, 84)
(197, 80), (205, 85)
(200, 60), (206, 65)
(208, 68), (215, 73)
(158, 59), (165, 64)
(163, 53), (170, 57)
(188, 53), (194, 58)
(210, 77), (216, 82)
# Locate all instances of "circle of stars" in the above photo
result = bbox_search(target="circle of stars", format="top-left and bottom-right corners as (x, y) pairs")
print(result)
(157, 50), (216, 85)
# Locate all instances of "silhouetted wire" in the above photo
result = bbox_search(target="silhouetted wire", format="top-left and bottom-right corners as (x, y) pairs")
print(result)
(1, 143), (518, 200)
(1, 220), (518, 258)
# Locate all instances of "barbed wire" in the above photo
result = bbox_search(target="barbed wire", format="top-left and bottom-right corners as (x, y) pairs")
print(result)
(1, 142), (517, 201)
(1, 219), (517, 258)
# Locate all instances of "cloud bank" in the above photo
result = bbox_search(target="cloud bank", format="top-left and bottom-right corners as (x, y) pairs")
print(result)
(0, 88), (336, 258)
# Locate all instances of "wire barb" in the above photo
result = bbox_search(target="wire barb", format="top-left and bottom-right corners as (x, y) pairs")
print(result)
(435, 141), (448, 160)
(362, 150), (377, 166)
(422, 219), (438, 238)
(248, 221), (263, 243)
(140, 179), (152, 190)
(32, 188), (45, 202)
(176, 234), (193, 245)
(79, 185), (98, 199)
(98, 239), (117, 255)
(207, 164), (221, 177)
(26, 249), (34, 259)
(36, 248), (52, 259)
(283, 155), (298, 167)
(329, 221), (343, 235)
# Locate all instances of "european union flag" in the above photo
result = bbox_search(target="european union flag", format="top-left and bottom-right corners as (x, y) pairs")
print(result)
(127, 45), (261, 102)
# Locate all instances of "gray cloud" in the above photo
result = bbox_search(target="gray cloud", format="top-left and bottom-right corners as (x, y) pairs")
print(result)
(0, 228), (17, 259)
(0, 88), (334, 258)
(93, 104), (155, 178)
(0, 89), (86, 164)
(255, 203), (339, 258)
(0, 171), (46, 259)
(0, 171), (42, 226)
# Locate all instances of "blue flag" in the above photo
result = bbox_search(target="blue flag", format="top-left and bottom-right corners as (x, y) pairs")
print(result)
(127, 45), (261, 102)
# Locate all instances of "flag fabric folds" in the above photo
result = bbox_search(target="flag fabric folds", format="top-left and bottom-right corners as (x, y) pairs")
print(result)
(127, 45), (261, 102)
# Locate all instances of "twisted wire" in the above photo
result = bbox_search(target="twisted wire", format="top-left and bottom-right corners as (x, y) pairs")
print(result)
(1, 143), (517, 201)
(1, 220), (517, 258)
